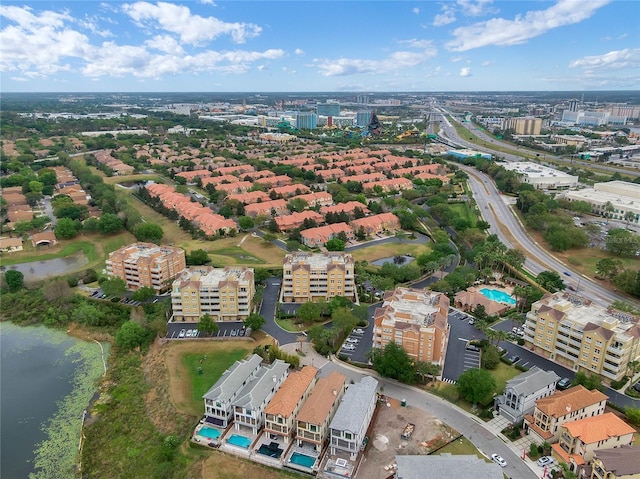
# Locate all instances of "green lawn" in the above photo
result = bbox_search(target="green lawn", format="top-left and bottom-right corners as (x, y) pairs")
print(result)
(183, 348), (250, 408)
(448, 202), (477, 227)
(434, 435), (485, 459)
(211, 246), (266, 264)
(491, 361), (522, 393)
(0, 240), (98, 266)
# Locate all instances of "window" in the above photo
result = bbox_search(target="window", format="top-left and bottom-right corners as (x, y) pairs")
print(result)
(344, 432), (352, 440)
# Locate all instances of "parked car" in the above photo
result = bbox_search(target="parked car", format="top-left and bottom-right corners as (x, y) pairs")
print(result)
(491, 454), (507, 467)
(185, 329), (193, 338)
(465, 343), (480, 352)
(557, 377), (572, 390)
(192, 329), (198, 337)
(178, 329), (186, 338)
(468, 318), (475, 325)
(353, 328), (365, 335)
(342, 343), (356, 351)
(244, 327), (252, 337)
(632, 381), (640, 393)
(346, 337), (359, 344)
(507, 355), (520, 364)
(537, 456), (554, 467)
(230, 329), (238, 337)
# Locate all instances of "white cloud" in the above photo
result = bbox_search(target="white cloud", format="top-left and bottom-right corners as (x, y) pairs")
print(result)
(294, 48), (304, 55)
(121, 1), (261, 45)
(200, 0), (217, 5)
(397, 38), (435, 49)
(446, 0), (611, 51)
(145, 34), (184, 54)
(314, 46), (437, 77)
(433, 4), (456, 26)
(10, 76), (29, 82)
(450, 56), (463, 62)
(412, 7), (420, 15)
(481, 59), (495, 66)
(569, 48), (640, 71)
(257, 64), (266, 71)
(459, 67), (472, 76)
(457, 0), (498, 17)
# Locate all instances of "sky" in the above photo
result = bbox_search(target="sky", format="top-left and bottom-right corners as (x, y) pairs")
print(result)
(1, 0), (639, 92)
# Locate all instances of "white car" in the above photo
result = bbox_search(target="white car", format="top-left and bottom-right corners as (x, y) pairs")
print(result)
(185, 329), (193, 338)
(342, 344), (356, 351)
(192, 329), (198, 337)
(346, 337), (359, 343)
(353, 329), (365, 335)
(537, 456), (553, 467)
(178, 329), (186, 338)
(491, 454), (507, 467)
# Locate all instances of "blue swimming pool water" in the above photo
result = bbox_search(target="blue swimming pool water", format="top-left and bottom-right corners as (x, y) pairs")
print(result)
(198, 426), (221, 441)
(290, 452), (316, 468)
(228, 434), (252, 448)
(480, 288), (516, 305)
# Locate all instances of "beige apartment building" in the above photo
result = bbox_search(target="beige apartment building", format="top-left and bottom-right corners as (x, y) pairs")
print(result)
(106, 242), (186, 292)
(523, 293), (640, 383)
(281, 252), (356, 303)
(170, 266), (255, 322)
(524, 385), (608, 444)
(372, 287), (450, 365)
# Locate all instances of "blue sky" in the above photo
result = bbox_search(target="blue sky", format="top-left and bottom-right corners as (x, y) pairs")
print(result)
(1, 0), (638, 92)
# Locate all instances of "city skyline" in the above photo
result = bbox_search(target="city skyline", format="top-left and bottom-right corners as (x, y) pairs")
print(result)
(1, 0), (638, 93)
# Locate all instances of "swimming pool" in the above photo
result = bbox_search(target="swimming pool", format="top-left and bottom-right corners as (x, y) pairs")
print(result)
(198, 426), (221, 441)
(227, 434), (252, 448)
(290, 452), (316, 468)
(480, 288), (516, 305)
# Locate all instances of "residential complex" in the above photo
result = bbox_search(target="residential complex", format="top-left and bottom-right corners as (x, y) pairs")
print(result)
(524, 385), (608, 443)
(329, 376), (378, 460)
(494, 367), (559, 424)
(263, 365), (318, 444)
(171, 266), (255, 322)
(523, 293), (640, 382)
(591, 446), (640, 479)
(281, 252), (356, 303)
(551, 413), (635, 473)
(372, 287), (450, 365)
(295, 371), (347, 451)
(106, 242), (186, 292)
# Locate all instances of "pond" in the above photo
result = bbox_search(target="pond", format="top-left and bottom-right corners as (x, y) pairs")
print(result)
(1, 252), (89, 282)
(371, 255), (415, 267)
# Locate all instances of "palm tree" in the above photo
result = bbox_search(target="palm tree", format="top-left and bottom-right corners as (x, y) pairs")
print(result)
(604, 201), (615, 224)
(415, 361), (441, 383)
(623, 211), (636, 229)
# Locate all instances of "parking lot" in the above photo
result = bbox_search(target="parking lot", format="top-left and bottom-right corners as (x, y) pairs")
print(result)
(166, 321), (250, 340)
(442, 309), (483, 382)
(338, 327), (367, 358)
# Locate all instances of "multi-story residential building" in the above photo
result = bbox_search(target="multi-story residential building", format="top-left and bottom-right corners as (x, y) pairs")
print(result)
(244, 199), (288, 218)
(505, 116), (543, 135)
(263, 365), (318, 444)
(270, 184), (311, 199)
(366, 177), (413, 193)
(296, 112), (317, 130)
(350, 212), (400, 236)
(524, 385), (608, 444)
(299, 222), (355, 248)
(320, 201), (370, 217)
(171, 266), (254, 322)
(493, 367), (560, 424)
(523, 293), (640, 383)
(275, 211), (324, 232)
(551, 413), (635, 474)
(329, 376), (378, 460)
(106, 242), (186, 292)
(232, 359), (290, 435)
(290, 192), (333, 208)
(203, 354), (263, 427)
(281, 252), (356, 303)
(295, 371), (347, 451)
(317, 103), (341, 117)
(591, 445), (640, 479)
(372, 287), (450, 365)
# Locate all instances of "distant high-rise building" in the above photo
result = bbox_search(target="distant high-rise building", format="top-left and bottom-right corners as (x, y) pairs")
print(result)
(568, 99), (580, 112)
(505, 116), (542, 135)
(295, 112), (317, 130)
(356, 110), (371, 127)
(356, 95), (369, 105)
(316, 103), (340, 117)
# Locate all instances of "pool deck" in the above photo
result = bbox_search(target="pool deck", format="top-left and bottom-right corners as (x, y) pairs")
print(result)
(219, 425), (258, 456)
(284, 442), (323, 473)
(192, 423), (226, 447)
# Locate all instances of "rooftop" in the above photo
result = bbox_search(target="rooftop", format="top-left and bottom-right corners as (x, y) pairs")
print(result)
(563, 412), (635, 444)
(284, 252), (354, 269)
(376, 287), (449, 330)
(264, 365), (318, 418)
(203, 354), (263, 402)
(534, 385), (608, 418)
(396, 454), (503, 479)
(233, 359), (289, 410)
(296, 371), (346, 425)
(502, 161), (578, 179)
(505, 367), (559, 396)
(593, 445), (640, 476)
(329, 376), (378, 433)
(174, 266), (254, 288)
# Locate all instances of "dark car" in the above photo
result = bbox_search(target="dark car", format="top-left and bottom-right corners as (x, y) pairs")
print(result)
(633, 381), (640, 393)
(508, 355), (520, 364)
(557, 377), (572, 390)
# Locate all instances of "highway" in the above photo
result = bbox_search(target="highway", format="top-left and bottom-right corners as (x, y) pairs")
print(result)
(437, 115), (630, 307)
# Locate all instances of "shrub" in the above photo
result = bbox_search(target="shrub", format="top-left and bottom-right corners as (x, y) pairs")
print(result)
(515, 364), (530, 372)
(610, 377), (629, 390)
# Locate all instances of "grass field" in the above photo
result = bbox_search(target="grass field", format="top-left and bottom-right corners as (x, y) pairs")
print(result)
(350, 242), (430, 263)
(448, 202), (477, 227)
(434, 435), (484, 459)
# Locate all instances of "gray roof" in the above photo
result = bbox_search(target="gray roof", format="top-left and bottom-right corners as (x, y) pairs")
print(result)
(233, 359), (289, 410)
(507, 367), (559, 397)
(203, 354), (263, 402)
(594, 445), (640, 476)
(396, 455), (503, 479)
(329, 376), (378, 433)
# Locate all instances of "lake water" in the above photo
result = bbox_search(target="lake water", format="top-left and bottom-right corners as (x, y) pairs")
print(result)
(371, 255), (415, 267)
(1, 252), (89, 283)
(0, 322), (107, 479)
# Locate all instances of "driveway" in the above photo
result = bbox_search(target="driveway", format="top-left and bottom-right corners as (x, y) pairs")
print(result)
(442, 309), (485, 382)
(259, 277), (298, 345)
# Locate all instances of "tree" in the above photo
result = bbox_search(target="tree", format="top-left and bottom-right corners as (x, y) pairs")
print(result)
(325, 238), (345, 251)
(536, 270), (566, 292)
(298, 302), (321, 323)
(43, 278), (73, 302)
(55, 217), (80, 239)
(244, 313), (266, 331)
(287, 198), (308, 213)
(198, 314), (219, 337)
(572, 371), (603, 391)
(624, 211), (637, 229)
(187, 249), (210, 266)
(473, 304), (488, 322)
(4, 270), (24, 292)
(625, 408), (640, 427)
(481, 345), (501, 370)
(415, 361), (441, 383)
(456, 368), (496, 405)
(237, 216), (255, 231)
(100, 277), (127, 297)
(595, 258), (623, 280)
(606, 229), (640, 257)
(98, 213), (124, 235)
(116, 321), (150, 351)
(329, 296), (353, 313)
(131, 286), (156, 302)
(369, 342), (416, 384)
(134, 223), (164, 243)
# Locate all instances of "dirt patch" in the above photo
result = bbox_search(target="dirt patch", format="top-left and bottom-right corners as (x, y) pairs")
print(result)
(358, 398), (460, 479)
(201, 449), (294, 479)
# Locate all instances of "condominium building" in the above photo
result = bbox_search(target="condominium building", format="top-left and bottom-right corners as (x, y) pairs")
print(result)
(263, 365), (318, 444)
(281, 252), (356, 303)
(524, 385), (608, 444)
(171, 266), (255, 322)
(106, 242), (186, 292)
(505, 116), (543, 135)
(373, 287), (450, 365)
(523, 293), (640, 383)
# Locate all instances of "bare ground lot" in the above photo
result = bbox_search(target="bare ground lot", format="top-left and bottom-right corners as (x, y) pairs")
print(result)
(358, 397), (460, 479)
